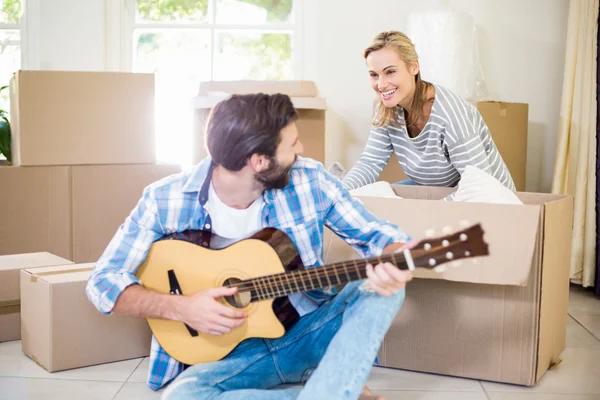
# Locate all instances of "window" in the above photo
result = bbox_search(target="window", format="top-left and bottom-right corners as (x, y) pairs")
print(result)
(120, 0), (299, 165)
(0, 0), (22, 113)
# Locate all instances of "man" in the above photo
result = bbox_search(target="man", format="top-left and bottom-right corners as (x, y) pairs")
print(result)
(86, 93), (414, 400)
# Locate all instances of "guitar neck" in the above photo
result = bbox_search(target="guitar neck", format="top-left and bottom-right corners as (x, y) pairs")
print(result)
(246, 252), (409, 301)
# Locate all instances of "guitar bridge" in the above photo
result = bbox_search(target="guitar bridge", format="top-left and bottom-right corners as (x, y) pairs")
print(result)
(168, 269), (199, 337)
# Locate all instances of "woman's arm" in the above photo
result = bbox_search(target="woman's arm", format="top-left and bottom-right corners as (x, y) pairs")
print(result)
(441, 106), (515, 201)
(342, 125), (394, 190)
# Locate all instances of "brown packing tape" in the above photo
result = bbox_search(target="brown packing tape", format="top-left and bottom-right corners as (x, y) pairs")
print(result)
(30, 267), (94, 283)
(0, 304), (19, 315)
(0, 299), (20, 308)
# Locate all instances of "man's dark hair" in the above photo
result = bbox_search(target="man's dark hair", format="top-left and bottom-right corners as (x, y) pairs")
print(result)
(205, 93), (298, 171)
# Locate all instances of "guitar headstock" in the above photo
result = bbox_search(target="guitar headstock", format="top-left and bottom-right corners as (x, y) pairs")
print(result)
(409, 223), (489, 272)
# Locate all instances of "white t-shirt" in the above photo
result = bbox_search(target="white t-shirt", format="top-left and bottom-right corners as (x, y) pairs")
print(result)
(205, 182), (264, 246)
(204, 183), (318, 316)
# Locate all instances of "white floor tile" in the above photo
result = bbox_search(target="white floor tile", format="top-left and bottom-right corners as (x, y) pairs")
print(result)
(0, 340), (142, 382)
(113, 383), (163, 400)
(482, 347), (600, 394)
(365, 366), (484, 392)
(568, 286), (600, 316)
(566, 316), (600, 347)
(128, 357), (150, 383)
(487, 394), (600, 400)
(571, 314), (600, 340)
(0, 377), (122, 400)
(373, 391), (488, 400)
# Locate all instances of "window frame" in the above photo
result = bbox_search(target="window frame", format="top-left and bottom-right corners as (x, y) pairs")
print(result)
(108, 0), (304, 80)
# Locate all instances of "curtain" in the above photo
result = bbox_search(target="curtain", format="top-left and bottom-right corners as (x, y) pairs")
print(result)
(596, 1), (600, 296)
(552, 0), (599, 289)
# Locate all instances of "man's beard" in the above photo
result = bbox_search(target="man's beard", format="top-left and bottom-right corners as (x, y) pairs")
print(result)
(255, 156), (295, 190)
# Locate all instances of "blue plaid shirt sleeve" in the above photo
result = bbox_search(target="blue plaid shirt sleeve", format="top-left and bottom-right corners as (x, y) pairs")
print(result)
(317, 165), (411, 257)
(86, 186), (165, 315)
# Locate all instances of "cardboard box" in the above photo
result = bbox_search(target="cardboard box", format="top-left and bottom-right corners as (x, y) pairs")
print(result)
(0, 164), (181, 262)
(324, 185), (574, 386)
(377, 102), (529, 190)
(190, 80), (326, 164)
(71, 164), (182, 263)
(9, 70), (156, 166)
(0, 252), (73, 342)
(0, 166), (72, 260)
(477, 101), (529, 192)
(20, 263), (152, 372)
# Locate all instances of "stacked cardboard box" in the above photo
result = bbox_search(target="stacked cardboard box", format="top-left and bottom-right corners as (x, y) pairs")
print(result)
(0, 253), (73, 343)
(190, 80), (326, 165)
(3, 70), (182, 261)
(0, 70), (178, 370)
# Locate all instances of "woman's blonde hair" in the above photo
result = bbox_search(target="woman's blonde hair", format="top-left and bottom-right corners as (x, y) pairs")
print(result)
(364, 31), (432, 128)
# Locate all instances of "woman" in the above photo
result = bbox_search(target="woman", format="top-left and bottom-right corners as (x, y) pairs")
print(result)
(342, 31), (515, 193)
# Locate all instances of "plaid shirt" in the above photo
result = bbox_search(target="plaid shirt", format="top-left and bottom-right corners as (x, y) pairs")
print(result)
(85, 156), (410, 391)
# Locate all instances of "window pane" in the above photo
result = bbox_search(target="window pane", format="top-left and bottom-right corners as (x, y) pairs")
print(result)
(136, 0), (209, 23)
(0, 30), (20, 111)
(213, 30), (292, 81)
(133, 29), (211, 165)
(216, 0), (294, 24)
(0, 0), (22, 24)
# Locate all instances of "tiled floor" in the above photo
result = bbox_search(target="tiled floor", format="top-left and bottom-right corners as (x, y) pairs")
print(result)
(1, 285), (600, 399)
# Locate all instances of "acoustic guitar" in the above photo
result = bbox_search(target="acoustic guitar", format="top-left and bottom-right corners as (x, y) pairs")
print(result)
(135, 223), (488, 366)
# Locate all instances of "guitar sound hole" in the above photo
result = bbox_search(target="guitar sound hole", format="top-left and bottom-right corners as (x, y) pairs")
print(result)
(223, 278), (252, 308)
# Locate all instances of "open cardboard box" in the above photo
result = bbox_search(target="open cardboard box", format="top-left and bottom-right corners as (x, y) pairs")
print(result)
(324, 185), (574, 386)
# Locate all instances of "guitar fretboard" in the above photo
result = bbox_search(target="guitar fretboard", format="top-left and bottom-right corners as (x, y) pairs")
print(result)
(240, 251), (409, 302)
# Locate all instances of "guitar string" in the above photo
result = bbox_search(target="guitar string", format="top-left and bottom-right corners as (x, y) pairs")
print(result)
(224, 245), (456, 299)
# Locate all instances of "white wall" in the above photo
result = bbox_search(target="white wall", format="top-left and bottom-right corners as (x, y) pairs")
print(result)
(314, 0), (570, 193)
(25, 0), (570, 192)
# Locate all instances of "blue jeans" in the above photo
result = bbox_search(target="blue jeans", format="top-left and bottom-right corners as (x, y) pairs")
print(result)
(161, 281), (406, 400)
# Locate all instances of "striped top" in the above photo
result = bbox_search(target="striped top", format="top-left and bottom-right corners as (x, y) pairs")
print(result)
(342, 83), (515, 193)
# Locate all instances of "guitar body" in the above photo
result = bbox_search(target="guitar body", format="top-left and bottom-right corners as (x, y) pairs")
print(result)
(135, 228), (303, 366)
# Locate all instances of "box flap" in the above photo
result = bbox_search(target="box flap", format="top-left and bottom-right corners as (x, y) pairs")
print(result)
(197, 80), (318, 97)
(25, 263), (94, 284)
(326, 196), (543, 286)
(192, 95), (326, 110)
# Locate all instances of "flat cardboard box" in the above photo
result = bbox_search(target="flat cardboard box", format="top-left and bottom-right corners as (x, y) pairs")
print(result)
(9, 70), (156, 166)
(0, 252), (73, 342)
(0, 166), (72, 260)
(191, 80), (326, 164)
(71, 164), (182, 263)
(324, 185), (574, 386)
(0, 164), (180, 263)
(378, 102), (529, 190)
(20, 263), (152, 372)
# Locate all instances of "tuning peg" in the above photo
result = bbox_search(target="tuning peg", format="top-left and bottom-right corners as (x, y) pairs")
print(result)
(425, 229), (435, 238)
(434, 265), (447, 273)
(442, 226), (453, 235)
(459, 220), (471, 228)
